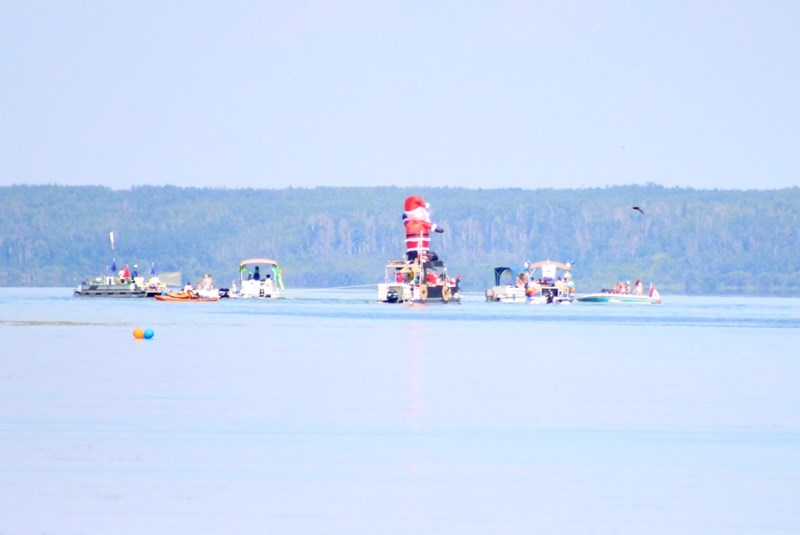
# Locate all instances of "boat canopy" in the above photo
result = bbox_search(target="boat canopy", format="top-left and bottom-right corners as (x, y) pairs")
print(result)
(494, 261), (572, 285)
(494, 267), (513, 286)
(526, 260), (572, 271)
(239, 258), (279, 268)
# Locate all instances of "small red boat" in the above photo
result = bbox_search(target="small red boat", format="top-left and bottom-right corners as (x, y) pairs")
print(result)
(154, 291), (219, 302)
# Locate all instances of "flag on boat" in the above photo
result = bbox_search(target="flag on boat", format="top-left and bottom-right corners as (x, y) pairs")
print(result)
(110, 258), (117, 273)
(150, 262), (156, 276)
(109, 231), (115, 250)
(272, 264), (285, 290)
(649, 283), (662, 304)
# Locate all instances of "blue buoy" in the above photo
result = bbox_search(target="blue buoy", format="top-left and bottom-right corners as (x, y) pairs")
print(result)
(143, 328), (155, 340)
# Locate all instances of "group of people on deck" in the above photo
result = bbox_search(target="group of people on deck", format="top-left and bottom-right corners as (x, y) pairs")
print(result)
(245, 265), (272, 281)
(116, 264), (138, 283)
(113, 262), (164, 291)
(184, 273), (215, 294)
(515, 270), (575, 298)
(609, 279), (644, 295)
(177, 264), (278, 298)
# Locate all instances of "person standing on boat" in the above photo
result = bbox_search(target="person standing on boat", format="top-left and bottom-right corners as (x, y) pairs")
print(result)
(132, 264), (138, 278)
(566, 272), (575, 296)
(403, 195), (444, 262)
(202, 273), (214, 291)
(253, 266), (261, 281)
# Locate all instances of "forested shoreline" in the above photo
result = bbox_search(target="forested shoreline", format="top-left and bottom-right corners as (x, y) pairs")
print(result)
(1, 184), (799, 296)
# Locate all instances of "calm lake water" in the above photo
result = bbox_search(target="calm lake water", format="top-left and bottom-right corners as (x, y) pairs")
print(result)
(1, 288), (799, 534)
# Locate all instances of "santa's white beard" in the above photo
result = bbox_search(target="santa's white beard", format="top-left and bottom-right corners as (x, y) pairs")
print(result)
(404, 207), (430, 222)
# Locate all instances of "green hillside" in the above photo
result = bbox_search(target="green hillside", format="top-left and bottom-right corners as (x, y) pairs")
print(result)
(1, 184), (799, 295)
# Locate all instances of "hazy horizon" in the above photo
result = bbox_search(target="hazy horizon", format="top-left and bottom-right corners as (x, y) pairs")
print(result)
(3, 1), (798, 191)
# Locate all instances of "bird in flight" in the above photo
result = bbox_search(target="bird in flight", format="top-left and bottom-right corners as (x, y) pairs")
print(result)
(632, 206), (644, 214)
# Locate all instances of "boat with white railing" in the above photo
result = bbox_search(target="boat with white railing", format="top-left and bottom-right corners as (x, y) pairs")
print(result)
(485, 260), (574, 304)
(378, 257), (461, 304)
(236, 258), (284, 299)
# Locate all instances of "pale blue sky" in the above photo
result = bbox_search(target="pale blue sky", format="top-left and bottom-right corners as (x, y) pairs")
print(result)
(2, 1), (798, 190)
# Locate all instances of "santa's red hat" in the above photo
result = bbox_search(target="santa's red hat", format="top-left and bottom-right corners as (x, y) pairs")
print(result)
(404, 195), (429, 212)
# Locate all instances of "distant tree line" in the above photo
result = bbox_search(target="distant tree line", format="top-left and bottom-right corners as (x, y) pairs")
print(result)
(1, 184), (799, 296)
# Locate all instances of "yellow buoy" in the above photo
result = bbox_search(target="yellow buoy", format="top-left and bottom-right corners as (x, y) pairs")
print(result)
(133, 327), (144, 339)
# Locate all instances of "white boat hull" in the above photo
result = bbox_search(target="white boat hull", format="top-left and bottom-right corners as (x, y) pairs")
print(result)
(238, 279), (280, 299)
(576, 293), (660, 304)
(485, 285), (573, 304)
(73, 276), (164, 298)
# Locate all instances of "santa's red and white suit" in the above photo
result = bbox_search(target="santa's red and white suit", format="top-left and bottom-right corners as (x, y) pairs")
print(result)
(403, 195), (443, 261)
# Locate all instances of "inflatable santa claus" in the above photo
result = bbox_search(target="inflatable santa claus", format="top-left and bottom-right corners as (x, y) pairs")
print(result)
(403, 195), (444, 262)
